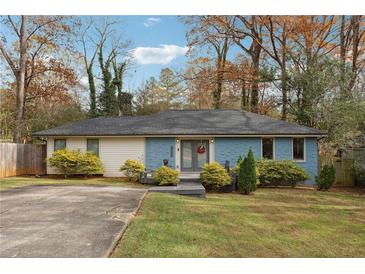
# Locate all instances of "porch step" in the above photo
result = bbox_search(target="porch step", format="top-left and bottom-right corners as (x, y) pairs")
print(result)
(149, 182), (206, 198)
(179, 177), (200, 183)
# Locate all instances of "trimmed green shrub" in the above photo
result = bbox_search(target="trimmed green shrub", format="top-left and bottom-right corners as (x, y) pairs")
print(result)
(152, 166), (179, 186)
(256, 160), (310, 187)
(78, 152), (104, 177)
(48, 149), (79, 178)
(232, 156), (260, 181)
(238, 149), (257, 194)
(48, 149), (103, 178)
(200, 162), (231, 190)
(316, 164), (336, 190)
(120, 159), (145, 181)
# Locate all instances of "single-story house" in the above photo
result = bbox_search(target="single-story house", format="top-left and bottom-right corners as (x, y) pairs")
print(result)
(33, 110), (326, 184)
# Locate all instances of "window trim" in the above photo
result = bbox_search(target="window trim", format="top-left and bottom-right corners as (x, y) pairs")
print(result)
(87, 138), (99, 156)
(261, 137), (275, 160)
(54, 138), (66, 151)
(292, 137), (306, 162)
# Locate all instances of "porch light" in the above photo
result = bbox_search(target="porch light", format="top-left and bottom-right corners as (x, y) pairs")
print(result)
(210, 139), (214, 143)
(176, 139), (180, 143)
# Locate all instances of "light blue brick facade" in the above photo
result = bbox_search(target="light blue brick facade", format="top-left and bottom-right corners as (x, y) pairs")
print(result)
(146, 137), (175, 171)
(215, 137), (318, 184)
(295, 138), (318, 183)
(215, 137), (262, 167)
(275, 137), (293, 159)
(145, 136), (318, 184)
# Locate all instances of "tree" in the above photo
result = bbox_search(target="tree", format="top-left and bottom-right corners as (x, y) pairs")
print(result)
(0, 15), (74, 142)
(238, 149), (257, 195)
(112, 57), (133, 115)
(77, 18), (133, 117)
(98, 43), (118, 116)
(159, 68), (186, 109)
(182, 16), (233, 109)
(134, 77), (163, 115)
(338, 16), (365, 95)
(260, 16), (291, 120)
(78, 18), (106, 117)
(135, 68), (186, 115)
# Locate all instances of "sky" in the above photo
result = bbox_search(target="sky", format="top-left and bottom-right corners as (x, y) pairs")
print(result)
(0, 15), (244, 92)
(89, 16), (189, 91)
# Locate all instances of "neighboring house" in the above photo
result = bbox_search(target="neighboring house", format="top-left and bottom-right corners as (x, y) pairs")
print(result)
(32, 110), (326, 184)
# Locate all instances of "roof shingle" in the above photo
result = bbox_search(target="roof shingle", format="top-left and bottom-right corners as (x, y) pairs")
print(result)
(32, 110), (326, 137)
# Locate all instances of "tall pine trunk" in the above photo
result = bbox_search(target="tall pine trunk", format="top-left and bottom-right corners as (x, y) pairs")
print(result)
(13, 16), (27, 143)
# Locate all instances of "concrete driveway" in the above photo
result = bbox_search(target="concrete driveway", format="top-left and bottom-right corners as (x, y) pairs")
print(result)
(0, 185), (147, 258)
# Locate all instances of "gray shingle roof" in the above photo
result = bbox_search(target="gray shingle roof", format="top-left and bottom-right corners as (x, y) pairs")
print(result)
(32, 110), (326, 137)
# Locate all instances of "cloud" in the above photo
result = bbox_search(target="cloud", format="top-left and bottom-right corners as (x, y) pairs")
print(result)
(143, 17), (161, 28)
(132, 44), (188, 65)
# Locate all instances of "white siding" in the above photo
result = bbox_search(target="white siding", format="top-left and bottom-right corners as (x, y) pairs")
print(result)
(46, 137), (58, 174)
(46, 137), (87, 174)
(46, 137), (145, 176)
(99, 137), (145, 177)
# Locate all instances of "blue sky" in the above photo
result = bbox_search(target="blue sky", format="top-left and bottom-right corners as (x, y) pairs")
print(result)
(91, 16), (189, 91)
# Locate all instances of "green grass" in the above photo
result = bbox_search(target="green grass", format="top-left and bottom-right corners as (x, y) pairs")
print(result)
(0, 176), (147, 190)
(113, 188), (365, 258)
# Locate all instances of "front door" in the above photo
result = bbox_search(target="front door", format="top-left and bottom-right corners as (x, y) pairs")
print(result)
(181, 140), (209, 172)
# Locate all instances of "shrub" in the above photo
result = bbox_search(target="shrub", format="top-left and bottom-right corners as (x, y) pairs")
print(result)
(232, 157), (260, 181)
(354, 155), (365, 188)
(77, 152), (104, 177)
(48, 149), (79, 178)
(256, 160), (310, 187)
(120, 159), (145, 181)
(316, 164), (336, 191)
(48, 149), (103, 178)
(152, 166), (179, 186)
(200, 162), (231, 190)
(238, 149), (257, 194)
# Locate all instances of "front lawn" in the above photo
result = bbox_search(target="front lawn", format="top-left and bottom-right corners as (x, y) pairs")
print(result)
(0, 176), (147, 190)
(113, 188), (365, 257)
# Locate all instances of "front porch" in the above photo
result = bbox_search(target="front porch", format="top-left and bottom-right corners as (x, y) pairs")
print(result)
(141, 172), (205, 197)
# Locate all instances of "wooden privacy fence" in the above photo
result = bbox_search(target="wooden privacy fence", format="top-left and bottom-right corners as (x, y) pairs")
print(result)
(0, 143), (47, 178)
(334, 159), (354, 186)
(319, 158), (354, 186)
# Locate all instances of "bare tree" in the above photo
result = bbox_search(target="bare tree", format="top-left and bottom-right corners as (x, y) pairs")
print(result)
(0, 16), (73, 142)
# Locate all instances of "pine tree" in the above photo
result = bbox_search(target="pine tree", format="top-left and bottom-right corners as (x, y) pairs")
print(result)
(238, 156), (247, 193)
(238, 149), (257, 194)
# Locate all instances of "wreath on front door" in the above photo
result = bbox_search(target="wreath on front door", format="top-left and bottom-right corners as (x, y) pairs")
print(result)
(197, 144), (206, 154)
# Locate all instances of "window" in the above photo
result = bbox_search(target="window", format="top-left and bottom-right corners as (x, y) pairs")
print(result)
(87, 139), (99, 156)
(54, 139), (66, 151)
(293, 138), (305, 161)
(262, 138), (274, 159)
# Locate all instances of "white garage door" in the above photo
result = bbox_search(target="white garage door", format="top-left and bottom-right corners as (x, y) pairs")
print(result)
(99, 137), (145, 177)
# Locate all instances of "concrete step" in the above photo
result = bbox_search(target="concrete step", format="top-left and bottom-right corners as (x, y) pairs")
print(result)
(149, 182), (206, 198)
(179, 177), (200, 183)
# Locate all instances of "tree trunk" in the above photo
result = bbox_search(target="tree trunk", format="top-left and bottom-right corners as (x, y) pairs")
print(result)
(241, 79), (247, 110)
(87, 66), (97, 117)
(339, 15), (347, 97)
(349, 15), (360, 91)
(281, 67), (288, 121)
(250, 46), (261, 113)
(13, 16), (27, 143)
